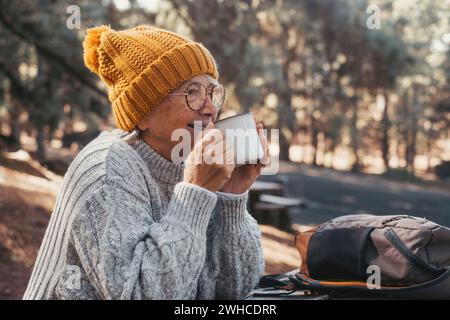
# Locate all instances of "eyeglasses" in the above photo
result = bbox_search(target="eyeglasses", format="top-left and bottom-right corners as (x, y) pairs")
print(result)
(169, 82), (225, 111)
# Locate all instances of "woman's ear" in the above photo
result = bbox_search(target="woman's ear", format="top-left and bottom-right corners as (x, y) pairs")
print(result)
(137, 103), (161, 131)
(137, 121), (146, 131)
(137, 114), (150, 131)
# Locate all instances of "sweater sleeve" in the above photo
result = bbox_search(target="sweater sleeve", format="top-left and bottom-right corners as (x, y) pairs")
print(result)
(69, 176), (217, 300)
(196, 191), (265, 299)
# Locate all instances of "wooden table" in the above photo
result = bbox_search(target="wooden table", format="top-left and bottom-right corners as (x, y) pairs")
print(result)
(249, 181), (285, 210)
(250, 181), (285, 194)
(248, 180), (292, 231)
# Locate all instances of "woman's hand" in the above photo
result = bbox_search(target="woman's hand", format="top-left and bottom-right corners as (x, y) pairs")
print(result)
(219, 121), (270, 194)
(183, 123), (236, 192)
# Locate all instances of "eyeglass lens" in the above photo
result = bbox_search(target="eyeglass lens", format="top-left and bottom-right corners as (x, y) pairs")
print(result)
(185, 83), (224, 110)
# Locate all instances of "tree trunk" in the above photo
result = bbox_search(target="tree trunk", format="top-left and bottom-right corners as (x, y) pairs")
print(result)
(406, 85), (419, 175)
(401, 89), (409, 169)
(425, 127), (432, 173)
(11, 116), (21, 148)
(311, 113), (319, 166)
(381, 91), (390, 171)
(277, 95), (295, 162)
(406, 128), (417, 174)
(276, 23), (299, 163)
(328, 135), (337, 169)
(3, 78), (21, 149)
(278, 126), (290, 162)
(36, 126), (46, 162)
(350, 96), (361, 172)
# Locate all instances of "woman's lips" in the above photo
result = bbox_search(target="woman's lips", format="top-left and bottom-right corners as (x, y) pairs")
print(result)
(187, 122), (211, 129)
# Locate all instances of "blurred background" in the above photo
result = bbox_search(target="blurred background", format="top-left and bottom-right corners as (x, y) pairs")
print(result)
(0, 0), (450, 299)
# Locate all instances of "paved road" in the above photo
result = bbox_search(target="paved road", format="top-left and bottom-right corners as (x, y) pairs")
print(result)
(259, 164), (450, 227)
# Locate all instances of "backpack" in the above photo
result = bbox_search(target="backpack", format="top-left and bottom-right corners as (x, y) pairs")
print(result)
(257, 214), (450, 299)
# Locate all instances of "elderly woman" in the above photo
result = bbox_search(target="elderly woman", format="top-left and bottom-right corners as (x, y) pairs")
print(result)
(24, 25), (267, 300)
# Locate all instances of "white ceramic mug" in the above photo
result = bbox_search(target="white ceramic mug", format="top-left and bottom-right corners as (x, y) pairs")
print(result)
(214, 112), (265, 166)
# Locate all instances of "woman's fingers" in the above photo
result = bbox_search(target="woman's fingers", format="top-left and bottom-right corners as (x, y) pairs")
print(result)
(256, 122), (270, 167)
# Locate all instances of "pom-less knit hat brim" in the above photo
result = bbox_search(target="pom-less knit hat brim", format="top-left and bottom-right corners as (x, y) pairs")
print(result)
(83, 25), (219, 131)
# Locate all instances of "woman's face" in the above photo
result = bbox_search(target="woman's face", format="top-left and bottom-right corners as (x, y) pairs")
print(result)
(137, 74), (221, 154)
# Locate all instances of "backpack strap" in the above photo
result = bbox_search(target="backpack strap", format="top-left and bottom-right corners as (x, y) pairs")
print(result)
(257, 274), (296, 290)
(384, 228), (446, 276)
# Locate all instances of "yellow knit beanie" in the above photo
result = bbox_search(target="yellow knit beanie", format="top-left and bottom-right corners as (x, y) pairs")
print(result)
(83, 25), (219, 131)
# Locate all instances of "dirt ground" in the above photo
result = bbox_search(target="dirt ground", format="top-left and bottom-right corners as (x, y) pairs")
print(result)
(0, 151), (299, 299)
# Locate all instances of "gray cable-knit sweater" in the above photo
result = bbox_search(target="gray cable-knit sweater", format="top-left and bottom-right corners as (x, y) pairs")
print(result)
(23, 129), (264, 300)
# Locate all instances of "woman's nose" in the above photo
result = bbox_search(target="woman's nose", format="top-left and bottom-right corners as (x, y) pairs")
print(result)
(198, 95), (219, 117)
